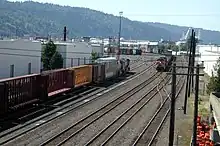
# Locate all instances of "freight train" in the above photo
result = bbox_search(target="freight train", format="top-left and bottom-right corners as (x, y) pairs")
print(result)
(0, 57), (130, 116)
(104, 48), (142, 55)
(155, 55), (176, 72)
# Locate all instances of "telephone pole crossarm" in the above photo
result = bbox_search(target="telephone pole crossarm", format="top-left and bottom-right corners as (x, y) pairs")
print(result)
(166, 73), (204, 76)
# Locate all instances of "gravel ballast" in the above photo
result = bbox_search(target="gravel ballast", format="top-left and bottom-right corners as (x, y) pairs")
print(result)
(1, 60), (157, 146)
(63, 73), (164, 146)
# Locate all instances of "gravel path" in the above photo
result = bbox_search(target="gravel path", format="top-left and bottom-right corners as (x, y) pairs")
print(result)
(2, 59), (156, 146)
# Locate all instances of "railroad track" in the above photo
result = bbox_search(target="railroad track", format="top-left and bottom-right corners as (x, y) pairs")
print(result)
(83, 74), (172, 146)
(132, 58), (186, 146)
(0, 62), (156, 145)
(39, 70), (162, 146)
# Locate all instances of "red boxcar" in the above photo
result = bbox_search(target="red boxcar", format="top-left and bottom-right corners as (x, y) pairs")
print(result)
(41, 69), (74, 97)
(0, 74), (41, 113)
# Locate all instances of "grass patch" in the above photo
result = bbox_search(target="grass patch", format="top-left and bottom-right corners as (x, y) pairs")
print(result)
(198, 95), (210, 118)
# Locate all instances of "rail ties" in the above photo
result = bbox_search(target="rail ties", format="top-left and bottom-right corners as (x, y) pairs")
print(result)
(132, 58), (186, 146)
(0, 62), (155, 146)
(39, 71), (160, 146)
(85, 75), (171, 146)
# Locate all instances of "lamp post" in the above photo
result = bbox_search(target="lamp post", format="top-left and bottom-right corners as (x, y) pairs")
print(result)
(117, 11), (123, 61)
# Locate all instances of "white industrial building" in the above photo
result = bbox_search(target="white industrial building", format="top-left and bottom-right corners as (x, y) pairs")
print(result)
(144, 42), (159, 53)
(53, 42), (103, 68)
(0, 39), (42, 79)
(197, 45), (220, 76)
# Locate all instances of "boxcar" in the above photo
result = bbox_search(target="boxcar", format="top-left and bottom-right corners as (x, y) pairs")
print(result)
(69, 65), (92, 87)
(0, 74), (41, 114)
(41, 69), (74, 97)
(126, 49), (131, 55)
(95, 57), (120, 79)
(130, 49), (133, 55)
(90, 63), (105, 84)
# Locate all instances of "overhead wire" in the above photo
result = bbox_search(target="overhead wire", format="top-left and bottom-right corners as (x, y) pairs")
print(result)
(2, 47), (220, 56)
(123, 13), (220, 17)
(0, 52), (219, 62)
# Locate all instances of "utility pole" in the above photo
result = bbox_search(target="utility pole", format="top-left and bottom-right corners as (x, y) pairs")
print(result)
(184, 29), (195, 114)
(64, 26), (67, 42)
(117, 11), (123, 62)
(188, 29), (195, 98)
(168, 63), (203, 146)
(192, 64), (200, 146)
(169, 63), (176, 146)
(108, 36), (112, 56)
(191, 31), (196, 93)
(101, 37), (104, 57)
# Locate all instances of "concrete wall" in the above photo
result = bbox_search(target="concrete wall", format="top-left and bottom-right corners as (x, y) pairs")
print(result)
(0, 39), (41, 79)
(90, 43), (104, 57)
(210, 93), (220, 143)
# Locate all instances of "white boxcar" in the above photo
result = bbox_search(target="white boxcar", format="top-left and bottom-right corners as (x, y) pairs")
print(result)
(95, 57), (120, 79)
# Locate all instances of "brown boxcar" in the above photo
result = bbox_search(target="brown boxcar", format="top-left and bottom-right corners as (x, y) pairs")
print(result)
(41, 69), (74, 97)
(69, 65), (92, 87)
(0, 74), (41, 112)
(0, 83), (8, 115)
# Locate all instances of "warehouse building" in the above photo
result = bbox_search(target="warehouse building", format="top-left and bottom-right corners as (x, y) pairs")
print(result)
(0, 39), (42, 79)
(197, 45), (220, 76)
(53, 41), (103, 68)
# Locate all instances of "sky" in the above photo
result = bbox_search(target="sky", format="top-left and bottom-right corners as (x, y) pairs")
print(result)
(10, 0), (220, 31)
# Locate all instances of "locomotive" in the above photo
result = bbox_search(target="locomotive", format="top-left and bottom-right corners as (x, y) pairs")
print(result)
(120, 58), (130, 75)
(156, 55), (175, 72)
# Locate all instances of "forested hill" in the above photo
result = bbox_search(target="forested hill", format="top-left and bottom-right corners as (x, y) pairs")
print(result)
(1, 0), (220, 43)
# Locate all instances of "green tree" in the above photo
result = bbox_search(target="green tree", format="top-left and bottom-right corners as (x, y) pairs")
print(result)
(42, 40), (63, 70)
(207, 57), (220, 94)
(91, 51), (98, 63)
(50, 51), (63, 69)
(179, 44), (187, 51)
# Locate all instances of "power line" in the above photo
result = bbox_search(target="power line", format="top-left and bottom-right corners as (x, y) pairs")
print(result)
(0, 47), (103, 55)
(3, 47), (220, 57)
(123, 13), (220, 17)
(1, 52), (219, 63)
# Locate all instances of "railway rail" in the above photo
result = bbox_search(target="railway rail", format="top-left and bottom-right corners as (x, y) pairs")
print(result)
(83, 74), (171, 146)
(36, 65), (175, 145)
(132, 72), (185, 146)
(39, 70), (162, 145)
(131, 57), (186, 146)
(0, 62), (156, 145)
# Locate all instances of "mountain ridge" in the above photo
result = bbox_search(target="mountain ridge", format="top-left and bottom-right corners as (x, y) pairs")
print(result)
(1, 0), (220, 43)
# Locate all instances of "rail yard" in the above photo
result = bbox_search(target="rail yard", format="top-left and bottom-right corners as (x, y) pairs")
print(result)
(0, 53), (188, 146)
